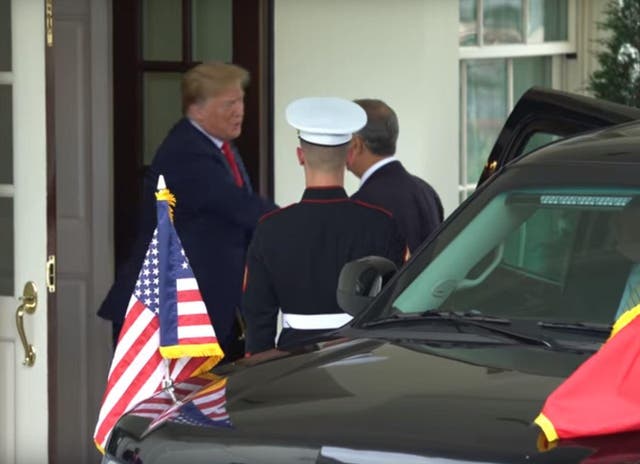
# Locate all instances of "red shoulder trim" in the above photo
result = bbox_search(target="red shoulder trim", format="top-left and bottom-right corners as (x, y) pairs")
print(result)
(258, 204), (294, 223)
(350, 199), (393, 218)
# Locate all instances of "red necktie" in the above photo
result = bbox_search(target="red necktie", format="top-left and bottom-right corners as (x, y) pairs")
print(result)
(221, 142), (244, 187)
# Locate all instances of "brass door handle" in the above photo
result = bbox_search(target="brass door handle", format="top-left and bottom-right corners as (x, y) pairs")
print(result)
(15, 281), (37, 367)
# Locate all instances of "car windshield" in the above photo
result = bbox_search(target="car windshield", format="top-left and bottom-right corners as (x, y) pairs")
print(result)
(363, 187), (640, 340)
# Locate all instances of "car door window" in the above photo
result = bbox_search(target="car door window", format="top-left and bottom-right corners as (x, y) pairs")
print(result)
(521, 131), (562, 156)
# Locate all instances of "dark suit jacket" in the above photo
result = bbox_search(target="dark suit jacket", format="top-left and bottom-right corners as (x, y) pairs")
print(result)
(351, 160), (443, 252)
(98, 118), (276, 357)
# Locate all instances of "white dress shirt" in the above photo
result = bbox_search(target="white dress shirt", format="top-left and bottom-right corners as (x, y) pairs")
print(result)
(188, 118), (224, 150)
(359, 157), (398, 186)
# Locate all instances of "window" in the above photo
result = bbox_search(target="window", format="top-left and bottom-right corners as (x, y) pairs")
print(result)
(392, 188), (635, 327)
(459, 0), (576, 201)
(141, 0), (233, 164)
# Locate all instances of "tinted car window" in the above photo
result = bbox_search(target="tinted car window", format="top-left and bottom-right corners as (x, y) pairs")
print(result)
(390, 188), (636, 327)
(521, 131), (562, 156)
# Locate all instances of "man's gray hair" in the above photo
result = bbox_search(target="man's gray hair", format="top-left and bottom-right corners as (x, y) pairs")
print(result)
(354, 99), (399, 157)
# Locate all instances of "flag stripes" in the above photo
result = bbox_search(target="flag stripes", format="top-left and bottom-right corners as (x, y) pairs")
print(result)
(94, 180), (224, 453)
(177, 289), (203, 302)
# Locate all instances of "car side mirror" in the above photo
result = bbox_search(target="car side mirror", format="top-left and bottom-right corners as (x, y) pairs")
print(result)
(337, 256), (398, 317)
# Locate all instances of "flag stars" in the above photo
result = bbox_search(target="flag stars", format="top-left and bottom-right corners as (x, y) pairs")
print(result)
(133, 224), (199, 315)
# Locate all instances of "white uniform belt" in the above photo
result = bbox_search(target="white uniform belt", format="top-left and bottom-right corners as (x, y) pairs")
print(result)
(281, 312), (353, 330)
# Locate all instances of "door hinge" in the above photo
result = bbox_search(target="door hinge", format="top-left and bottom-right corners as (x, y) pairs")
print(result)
(46, 255), (56, 293)
(46, 0), (54, 47)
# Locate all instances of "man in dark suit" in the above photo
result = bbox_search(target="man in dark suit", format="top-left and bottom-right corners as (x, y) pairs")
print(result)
(242, 97), (406, 354)
(98, 62), (276, 361)
(347, 99), (444, 255)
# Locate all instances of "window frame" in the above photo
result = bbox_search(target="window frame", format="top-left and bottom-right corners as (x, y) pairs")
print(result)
(458, 0), (577, 202)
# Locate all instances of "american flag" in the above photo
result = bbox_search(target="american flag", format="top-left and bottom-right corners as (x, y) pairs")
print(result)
(127, 374), (216, 421)
(94, 177), (224, 453)
(139, 377), (232, 437)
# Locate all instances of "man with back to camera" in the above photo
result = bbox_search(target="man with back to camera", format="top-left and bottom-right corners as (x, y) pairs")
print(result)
(347, 99), (444, 255)
(242, 97), (407, 354)
(98, 62), (276, 362)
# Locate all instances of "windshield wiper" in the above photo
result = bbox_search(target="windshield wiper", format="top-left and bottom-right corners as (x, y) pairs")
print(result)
(363, 310), (554, 348)
(426, 310), (511, 324)
(537, 320), (612, 335)
(425, 311), (554, 348)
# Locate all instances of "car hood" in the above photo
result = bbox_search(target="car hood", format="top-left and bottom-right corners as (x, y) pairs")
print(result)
(108, 337), (632, 463)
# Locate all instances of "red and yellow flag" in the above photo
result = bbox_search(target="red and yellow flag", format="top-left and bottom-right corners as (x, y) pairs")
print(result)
(535, 306), (640, 442)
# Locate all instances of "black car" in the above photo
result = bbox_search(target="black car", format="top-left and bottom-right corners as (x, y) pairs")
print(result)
(102, 88), (640, 464)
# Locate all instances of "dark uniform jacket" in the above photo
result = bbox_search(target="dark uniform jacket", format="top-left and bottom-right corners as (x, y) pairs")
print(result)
(98, 118), (275, 359)
(242, 186), (406, 354)
(352, 160), (444, 253)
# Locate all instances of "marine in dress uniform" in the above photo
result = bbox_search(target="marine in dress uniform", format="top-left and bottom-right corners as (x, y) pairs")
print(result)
(242, 97), (406, 354)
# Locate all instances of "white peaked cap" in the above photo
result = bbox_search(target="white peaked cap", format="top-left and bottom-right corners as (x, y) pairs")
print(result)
(286, 97), (367, 146)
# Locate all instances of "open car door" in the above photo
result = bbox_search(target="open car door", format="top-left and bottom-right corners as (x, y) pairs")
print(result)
(478, 87), (640, 185)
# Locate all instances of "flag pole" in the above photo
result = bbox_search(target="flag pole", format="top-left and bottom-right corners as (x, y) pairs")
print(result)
(161, 358), (178, 403)
(158, 174), (177, 404)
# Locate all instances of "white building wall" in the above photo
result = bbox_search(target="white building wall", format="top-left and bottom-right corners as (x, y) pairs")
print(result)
(565, 0), (610, 95)
(273, 0), (460, 215)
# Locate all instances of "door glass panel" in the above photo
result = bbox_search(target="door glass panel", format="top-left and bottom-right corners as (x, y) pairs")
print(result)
(459, 0), (478, 46)
(522, 132), (562, 155)
(142, 0), (182, 61)
(192, 0), (232, 62)
(0, 0), (10, 71)
(0, 86), (12, 184)
(513, 56), (551, 102)
(483, 0), (523, 44)
(143, 72), (182, 165)
(466, 59), (507, 184)
(0, 198), (13, 295)
(528, 0), (567, 43)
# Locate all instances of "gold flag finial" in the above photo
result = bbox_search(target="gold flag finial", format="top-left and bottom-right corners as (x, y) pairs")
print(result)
(155, 175), (176, 221)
